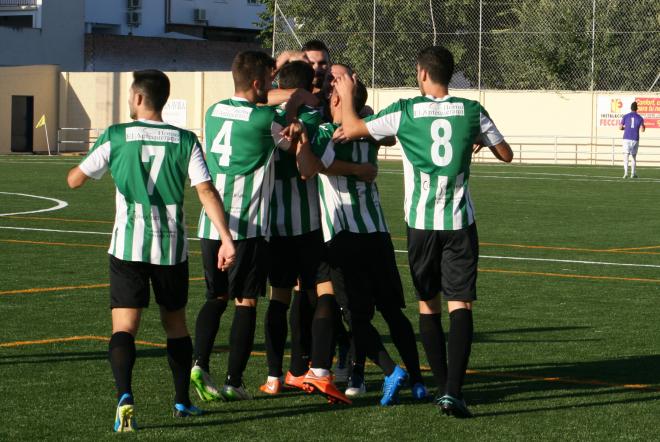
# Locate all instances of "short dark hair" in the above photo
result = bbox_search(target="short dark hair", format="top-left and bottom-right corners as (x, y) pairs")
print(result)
(232, 51), (276, 91)
(417, 46), (454, 86)
(132, 70), (170, 112)
(278, 61), (315, 91)
(354, 80), (368, 113)
(302, 39), (329, 54)
(631, 102), (638, 111)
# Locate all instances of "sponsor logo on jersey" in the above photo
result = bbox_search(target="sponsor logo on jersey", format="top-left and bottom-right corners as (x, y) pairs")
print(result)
(413, 102), (465, 118)
(125, 127), (181, 143)
(212, 104), (253, 121)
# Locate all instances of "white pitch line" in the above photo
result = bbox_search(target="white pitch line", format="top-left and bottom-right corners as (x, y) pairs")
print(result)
(393, 249), (660, 269)
(0, 192), (69, 216)
(379, 169), (660, 183)
(3, 225), (659, 269)
(0, 225), (200, 241)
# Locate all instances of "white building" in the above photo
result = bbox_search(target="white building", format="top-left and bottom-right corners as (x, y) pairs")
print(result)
(0, 0), (266, 71)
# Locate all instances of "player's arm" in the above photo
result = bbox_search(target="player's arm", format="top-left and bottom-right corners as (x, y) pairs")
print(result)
(294, 124), (324, 180)
(67, 130), (111, 189)
(641, 120), (645, 133)
(333, 74), (371, 140)
(324, 161), (378, 183)
(267, 88), (319, 111)
(332, 125), (396, 147)
(66, 166), (90, 188)
(477, 109), (513, 163)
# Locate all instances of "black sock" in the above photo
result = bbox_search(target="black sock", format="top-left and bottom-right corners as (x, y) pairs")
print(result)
(109, 332), (136, 400)
(447, 309), (473, 398)
(167, 336), (193, 407)
(334, 305), (350, 367)
(419, 313), (447, 392)
(226, 306), (257, 387)
(193, 298), (228, 372)
(310, 294), (336, 370)
(351, 318), (396, 376)
(265, 299), (289, 377)
(381, 307), (423, 384)
(289, 290), (312, 376)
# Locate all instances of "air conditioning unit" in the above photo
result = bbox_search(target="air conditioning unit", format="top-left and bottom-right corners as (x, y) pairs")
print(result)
(127, 11), (141, 26)
(127, 0), (141, 9)
(194, 8), (206, 22)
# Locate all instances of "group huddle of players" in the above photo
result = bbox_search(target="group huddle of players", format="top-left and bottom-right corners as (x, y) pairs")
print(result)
(68, 39), (513, 432)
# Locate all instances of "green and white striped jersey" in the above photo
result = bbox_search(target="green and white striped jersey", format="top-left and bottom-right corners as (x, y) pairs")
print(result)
(79, 119), (211, 265)
(312, 122), (389, 242)
(365, 95), (504, 231)
(269, 104), (322, 237)
(198, 97), (290, 241)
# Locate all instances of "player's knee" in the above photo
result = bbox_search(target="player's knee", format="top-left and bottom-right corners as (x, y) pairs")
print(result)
(235, 297), (257, 307)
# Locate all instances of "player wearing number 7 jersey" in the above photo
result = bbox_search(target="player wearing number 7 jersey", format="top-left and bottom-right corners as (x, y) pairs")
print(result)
(335, 46), (513, 418)
(67, 70), (236, 431)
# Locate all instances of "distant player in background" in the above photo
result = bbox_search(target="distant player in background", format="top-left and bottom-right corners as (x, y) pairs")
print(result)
(66, 70), (236, 431)
(335, 46), (513, 418)
(620, 102), (645, 178)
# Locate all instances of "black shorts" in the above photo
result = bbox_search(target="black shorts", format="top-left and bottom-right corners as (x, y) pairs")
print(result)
(326, 231), (405, 318)
(109, 254), (189, 312)
(268, 229), (331, 290)
(407, 223), (479, 302)
(200, 237), (268, 300)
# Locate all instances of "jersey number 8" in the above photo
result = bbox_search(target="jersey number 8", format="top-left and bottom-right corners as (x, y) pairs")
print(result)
(430, 118), (453, 167)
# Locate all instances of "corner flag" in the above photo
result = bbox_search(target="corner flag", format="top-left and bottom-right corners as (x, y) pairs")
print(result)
(35, 114), (46, 129)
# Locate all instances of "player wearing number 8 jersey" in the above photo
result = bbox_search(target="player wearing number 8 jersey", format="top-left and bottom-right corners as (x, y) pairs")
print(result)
(335, 46), (513, 417)
(67, 70), (235, 430)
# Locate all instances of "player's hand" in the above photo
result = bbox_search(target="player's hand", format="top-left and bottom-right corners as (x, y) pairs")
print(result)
(332, 126), (349, 144)
(354, 163), (378, 183)
(333, 73), (355, 100)
(281, 121), (304, 142)
(217, 240), (236, 272)
(472, 143), (485, 154)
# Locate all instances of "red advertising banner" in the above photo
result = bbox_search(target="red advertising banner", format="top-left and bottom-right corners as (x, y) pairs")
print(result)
(597, 95), (660, 128)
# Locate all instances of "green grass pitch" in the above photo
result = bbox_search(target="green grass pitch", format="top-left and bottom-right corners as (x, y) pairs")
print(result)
(1, 155), (659, 440)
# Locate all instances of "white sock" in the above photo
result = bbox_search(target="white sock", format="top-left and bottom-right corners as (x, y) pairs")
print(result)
(631, 156), (637, 176)
(623, 153), (629, 175)
(267, 376), (280, 382)
(310, 367), (330, 377)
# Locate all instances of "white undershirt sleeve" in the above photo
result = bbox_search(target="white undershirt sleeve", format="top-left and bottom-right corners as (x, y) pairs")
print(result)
(479, 112), (505, 146)
(79, 141), (111, 179)
(188, 142), (212, 186)
(365, 111), (402, 141)
(271, 122), (291, 151)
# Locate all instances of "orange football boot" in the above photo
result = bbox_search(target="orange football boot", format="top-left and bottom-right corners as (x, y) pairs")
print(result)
(302, 371), (352, 405)
(259, 378), (282, 395)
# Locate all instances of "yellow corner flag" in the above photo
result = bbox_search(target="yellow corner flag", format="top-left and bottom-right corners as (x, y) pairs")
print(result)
(35, 114), (46, 129)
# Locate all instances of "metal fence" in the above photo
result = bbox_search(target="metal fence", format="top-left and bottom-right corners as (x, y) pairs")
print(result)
(271, 0), (660, 91)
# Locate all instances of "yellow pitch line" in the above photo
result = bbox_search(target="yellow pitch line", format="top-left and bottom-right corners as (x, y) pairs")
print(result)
(607, 245), (660, 252)
(1, 336), (656, 392)
(479, 268), (660, 284)
(1, 239), (106, 248)
(393, 237), (660, 256)
(0, 277), (205, 296)
(3, 215), (197, 230)
(464, 369), (660, 392)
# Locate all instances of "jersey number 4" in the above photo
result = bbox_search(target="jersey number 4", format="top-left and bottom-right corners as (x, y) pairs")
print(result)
(211, 121), (233, 167)
(430, 119), (453, 167)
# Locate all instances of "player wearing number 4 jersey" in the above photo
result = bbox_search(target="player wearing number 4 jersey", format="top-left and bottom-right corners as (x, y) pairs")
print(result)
(67, 70), (235, 431)
(191, 51), (313, 402)
(335, 46), (513, 418)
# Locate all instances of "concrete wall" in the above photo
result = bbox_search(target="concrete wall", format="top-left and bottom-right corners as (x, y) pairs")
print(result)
(0, 65), (59, 154)
(85, 0), (166, 36)
(0, 0), (85, 71)
(3, 66), (658, 162)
